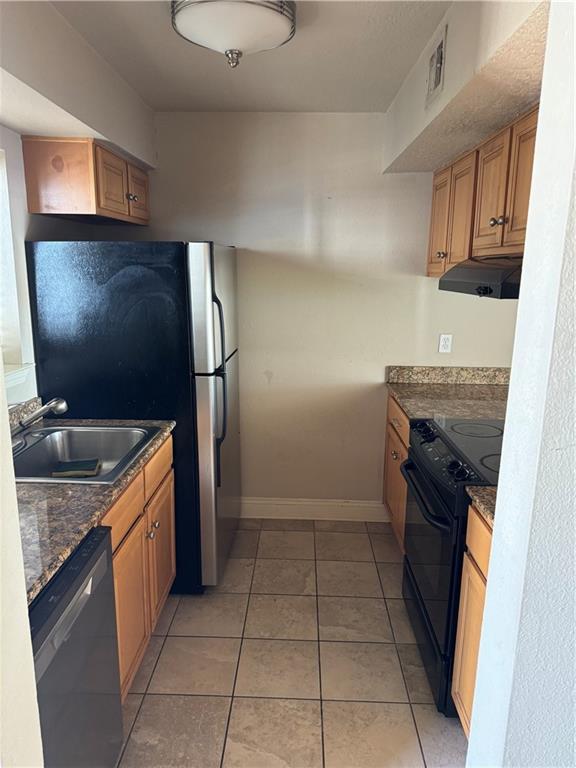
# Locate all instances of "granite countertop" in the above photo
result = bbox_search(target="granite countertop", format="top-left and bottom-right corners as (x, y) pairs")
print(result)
(17, 419), (175, 604)
(466, 486), (496, 529)
(387, 382), (509, 421)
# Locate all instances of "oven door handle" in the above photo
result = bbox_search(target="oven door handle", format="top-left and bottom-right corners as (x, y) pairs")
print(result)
(401, 461), (452, 534)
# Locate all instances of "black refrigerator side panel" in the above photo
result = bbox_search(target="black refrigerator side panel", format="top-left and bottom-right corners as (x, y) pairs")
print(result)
(26, 241), (203, 593)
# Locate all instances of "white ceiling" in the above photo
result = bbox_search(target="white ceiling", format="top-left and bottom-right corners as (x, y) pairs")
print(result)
(53, 1), (450, 112)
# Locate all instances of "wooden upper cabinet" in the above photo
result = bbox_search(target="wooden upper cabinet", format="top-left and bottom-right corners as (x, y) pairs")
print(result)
(446, 151), (478, 267)
(503, 107), (538, 248)
(127, 163), (151, 221)
(472, 128), (512, 251)
(427, 167), (452, 276)
(22, 136), (150, 225)
(95, 145), (130, 217)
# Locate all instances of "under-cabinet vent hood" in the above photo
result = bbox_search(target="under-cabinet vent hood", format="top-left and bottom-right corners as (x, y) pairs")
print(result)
(439, 257), (522, 299)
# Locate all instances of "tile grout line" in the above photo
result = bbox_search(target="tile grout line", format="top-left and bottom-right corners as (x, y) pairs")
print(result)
(117, 595), (182, 767)
(313, 527), (326, 768)
(370, 537), (428, 768)
(218, 523), (261, 768)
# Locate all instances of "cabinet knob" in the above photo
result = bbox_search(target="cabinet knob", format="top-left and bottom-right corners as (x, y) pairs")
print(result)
(126, 192), (139, 202)
(391, 450), (399, 461)
(153, 520), (160, 529)
(436, 251), (448, 259)
(146, 529), (156, 540)
(489, 216), (506, 227)
(133, 194), (139, 202)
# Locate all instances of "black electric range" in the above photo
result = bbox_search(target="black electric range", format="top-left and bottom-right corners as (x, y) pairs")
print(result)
(401, 417), (503, 716)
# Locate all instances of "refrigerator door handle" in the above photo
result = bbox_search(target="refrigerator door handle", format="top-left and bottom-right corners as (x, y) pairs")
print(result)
(215, 369), (228, 487)
(213, 295), (227, 373)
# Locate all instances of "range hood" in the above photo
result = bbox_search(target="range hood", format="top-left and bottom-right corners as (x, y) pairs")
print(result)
(439, 256), (522, 299)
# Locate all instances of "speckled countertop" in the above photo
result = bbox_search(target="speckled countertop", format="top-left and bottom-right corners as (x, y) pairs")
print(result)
(387, 382), (509, 421)
(465, 486), (496, 528)
(17, 419), (175, 604)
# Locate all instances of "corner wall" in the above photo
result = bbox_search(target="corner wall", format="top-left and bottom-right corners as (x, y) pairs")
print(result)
(151, 112), (518, 507)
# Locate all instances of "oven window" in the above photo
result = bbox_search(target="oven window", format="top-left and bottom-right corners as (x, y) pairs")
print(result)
(403, 472), (454, 652)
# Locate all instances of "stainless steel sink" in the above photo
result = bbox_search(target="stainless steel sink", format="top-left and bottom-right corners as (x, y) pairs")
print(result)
(13, 425), (161, 484)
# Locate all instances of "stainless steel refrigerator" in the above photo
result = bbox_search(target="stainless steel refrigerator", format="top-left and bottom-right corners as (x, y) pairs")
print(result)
(26, 241), (240, 591)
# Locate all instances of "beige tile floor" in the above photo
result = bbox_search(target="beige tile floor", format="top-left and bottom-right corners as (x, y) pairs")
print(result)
(119, 519), (468, 768)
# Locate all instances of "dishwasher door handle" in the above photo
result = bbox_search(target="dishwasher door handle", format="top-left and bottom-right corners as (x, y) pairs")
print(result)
(34, 549), (107, 683)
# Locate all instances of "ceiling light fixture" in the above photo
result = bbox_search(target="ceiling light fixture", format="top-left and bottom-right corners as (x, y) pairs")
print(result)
(171, 0), (296, 68)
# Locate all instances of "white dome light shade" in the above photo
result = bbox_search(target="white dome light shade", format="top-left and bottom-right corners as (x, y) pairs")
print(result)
(172, 1), (296, 67)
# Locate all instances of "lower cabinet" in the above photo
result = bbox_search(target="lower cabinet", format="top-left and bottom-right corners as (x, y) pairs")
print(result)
(147, 471), (176, 627)
(102, 437), (175, 699)
(113, 512), (150, 695)
(384, 422), (408, 548)
(452, 506), (492, 736)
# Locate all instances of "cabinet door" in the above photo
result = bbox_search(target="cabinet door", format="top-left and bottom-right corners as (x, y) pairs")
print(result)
(384, 424), (408, 550)
(147, 471), (176, 626)
(427, 167), (452, 276)
(127, 163), (150, 222)
(95, 145), (129, 216)
(446, 151), (477, 266)
(503, 108), (538, 248)
(472, 128), (511, 251)
(452, 552), (487, 737)
(113, 513), (150, 696)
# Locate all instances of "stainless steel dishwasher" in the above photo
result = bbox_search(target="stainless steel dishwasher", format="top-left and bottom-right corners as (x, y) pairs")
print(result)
(29, 526), (123, 767)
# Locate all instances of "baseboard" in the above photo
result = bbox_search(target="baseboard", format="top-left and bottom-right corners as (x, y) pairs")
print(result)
(240, 497), (390, 522)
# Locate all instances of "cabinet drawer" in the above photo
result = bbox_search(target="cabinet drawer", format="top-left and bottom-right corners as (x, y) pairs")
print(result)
(387, 395), (410, 448)
(144, 437), (173, 502)
(101, 472), (145, 552)
(466, 505), (492, 579)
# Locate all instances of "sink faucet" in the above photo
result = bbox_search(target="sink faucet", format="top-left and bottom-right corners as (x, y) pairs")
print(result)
(11, 398), (68, 437)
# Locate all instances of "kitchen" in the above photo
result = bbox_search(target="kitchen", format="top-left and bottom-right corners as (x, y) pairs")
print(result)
(1, 2), (574, 768)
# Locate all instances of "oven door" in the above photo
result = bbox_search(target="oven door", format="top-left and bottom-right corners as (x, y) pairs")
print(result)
(401, 459), (456, 654)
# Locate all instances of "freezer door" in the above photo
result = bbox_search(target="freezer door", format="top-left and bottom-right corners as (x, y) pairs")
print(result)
(187, 243), (237, 374)
(212, 245), (238, 363)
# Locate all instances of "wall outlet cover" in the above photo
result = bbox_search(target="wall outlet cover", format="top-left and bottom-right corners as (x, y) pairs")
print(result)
(439, 334), (453, 353)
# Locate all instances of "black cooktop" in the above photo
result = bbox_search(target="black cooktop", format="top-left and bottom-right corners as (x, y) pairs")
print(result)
(434, 417), (504, 485)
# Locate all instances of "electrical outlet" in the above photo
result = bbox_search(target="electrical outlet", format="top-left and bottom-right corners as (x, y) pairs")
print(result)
(439, 334), (453, 354)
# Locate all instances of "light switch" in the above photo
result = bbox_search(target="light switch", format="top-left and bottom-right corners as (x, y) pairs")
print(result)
(439, 334), (453, 353)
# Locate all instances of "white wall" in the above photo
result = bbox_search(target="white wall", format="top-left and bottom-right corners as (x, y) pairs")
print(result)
(152, 112), (518, 504)
(467, 2), (575, 765)
(0, 357), (44, 766)
(382, 1), (541, 170)
(0, 1), (155, 165)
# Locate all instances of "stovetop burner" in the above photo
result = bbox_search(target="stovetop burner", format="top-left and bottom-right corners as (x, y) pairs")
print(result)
(480, 453), (501, 473)
(449, 422), (504, 438)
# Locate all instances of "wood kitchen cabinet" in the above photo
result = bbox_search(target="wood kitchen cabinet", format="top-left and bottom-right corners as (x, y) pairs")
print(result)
(472, 128), (512, 252)
(22, 136), (150, 224)
(146, 471), (176, 626)
(427, 167), (452, 276)
(101, 436), (174, 698)
(383, 394), (410, 549)
(502, 108), (539, 248)
(426, 105), (538, 272)
(112, 511), (150, 695)
(427, 151), (477, 277)
(452, 505), (493, 736)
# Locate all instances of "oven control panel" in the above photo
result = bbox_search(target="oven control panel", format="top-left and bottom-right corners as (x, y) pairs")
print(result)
(411, 421), (483, 488)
